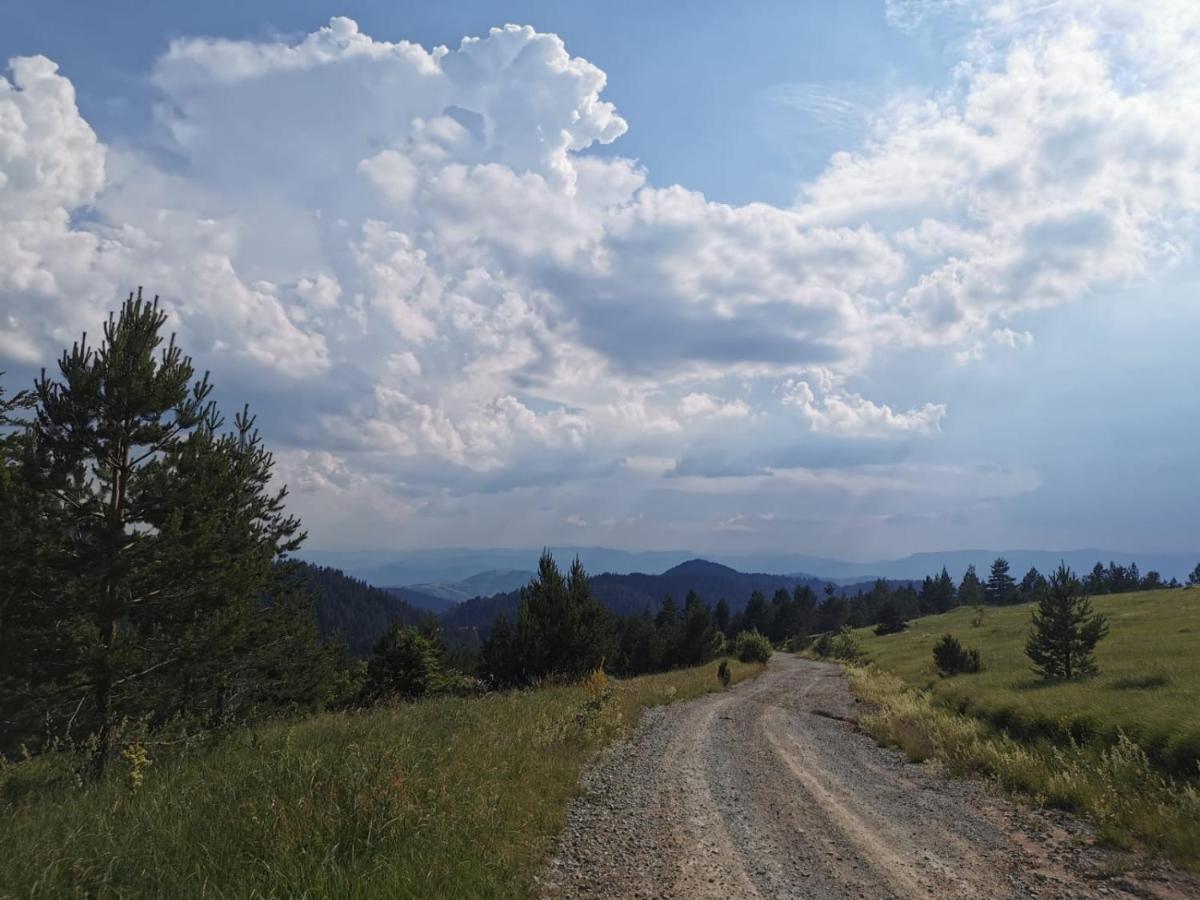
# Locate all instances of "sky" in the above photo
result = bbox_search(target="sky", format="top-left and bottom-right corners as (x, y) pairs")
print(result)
(1, 0), (1198, 560)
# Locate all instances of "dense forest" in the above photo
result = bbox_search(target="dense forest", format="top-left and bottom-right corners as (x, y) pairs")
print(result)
(299, 562), (427, 656)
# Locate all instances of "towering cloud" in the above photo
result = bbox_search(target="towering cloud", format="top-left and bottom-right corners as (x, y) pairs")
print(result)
(1, 4), (1198, 547)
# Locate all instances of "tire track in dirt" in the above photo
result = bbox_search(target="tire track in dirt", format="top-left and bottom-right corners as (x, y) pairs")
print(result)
(541, 655), (1199, 899)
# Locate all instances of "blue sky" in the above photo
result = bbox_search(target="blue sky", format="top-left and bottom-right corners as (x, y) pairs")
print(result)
(2, 1), (1198, 559)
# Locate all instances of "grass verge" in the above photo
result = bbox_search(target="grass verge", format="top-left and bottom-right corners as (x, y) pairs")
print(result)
(852, 588), (1200, 776)
(848, 664), (1200, 870)
(0, 659), (762, 899)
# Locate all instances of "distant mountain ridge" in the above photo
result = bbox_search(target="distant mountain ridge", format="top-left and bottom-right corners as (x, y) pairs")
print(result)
(300, 546), (1200, 586)
(439, 559), (893, 640)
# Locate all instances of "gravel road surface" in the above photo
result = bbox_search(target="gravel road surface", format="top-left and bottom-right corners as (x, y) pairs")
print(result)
(540, 655), (1197, 899)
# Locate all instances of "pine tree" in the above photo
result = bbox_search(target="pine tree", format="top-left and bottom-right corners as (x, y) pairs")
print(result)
(482, 552), (615, 686)
(873, 599), (907, 636)
(1025, 563), (1110, 680)
(792, 585), (817, 636)
(1018, 566), (1047, 602)
(1188, 563), (1200, 587)
(678, 590), (724, 666)
(985, 557), (1018, 605)
(934, 566), (958, 612)
(743, 590), (771, 635)
(0, 375), (54, 748)
(365, 624), (446, 699)
(713, 597), (731, 635)
(958, 564), (984, 606)
(12, 292), (322, 770)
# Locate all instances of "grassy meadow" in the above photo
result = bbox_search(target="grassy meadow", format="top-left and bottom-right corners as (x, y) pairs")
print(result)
(0, 659), (762, 899)
(854, 587), (1200, 775)
(845, 587), (1200, 867)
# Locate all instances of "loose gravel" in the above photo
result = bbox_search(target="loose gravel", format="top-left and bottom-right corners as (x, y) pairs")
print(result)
(538, 655), (1199, 899)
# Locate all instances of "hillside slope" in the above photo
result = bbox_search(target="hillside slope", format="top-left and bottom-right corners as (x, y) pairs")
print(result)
(854, 586), (1200, 774)
(387, 569), (535, 614)
(298, 562), (428, 656)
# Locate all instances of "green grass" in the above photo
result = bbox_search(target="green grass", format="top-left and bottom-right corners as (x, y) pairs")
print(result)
(854, 587), (1200, 776)
(849, 665), (1200, 869)
(0, 659), (762, 899)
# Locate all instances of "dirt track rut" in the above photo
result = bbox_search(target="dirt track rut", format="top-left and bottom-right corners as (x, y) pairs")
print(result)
(540, 655), (1196, 899)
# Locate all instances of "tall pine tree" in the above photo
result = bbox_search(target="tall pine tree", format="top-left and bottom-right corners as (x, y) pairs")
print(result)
(1025, 563), (1109, 679)
(9, 292), (328, 770)
(481, 552), (616, 686)
(985, 557), (1018, 605)
(958, 564), (984, 606)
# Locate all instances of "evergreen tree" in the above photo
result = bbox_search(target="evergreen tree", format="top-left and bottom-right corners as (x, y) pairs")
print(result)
(678, 590), (724, 666)
(932, 635), (981, 675)
(792, 585), (817, 637)
(934, 566), (958, 612)
(743, 590), (771, 636)
(767, 588), (793, 642)
(5, 294), (327, 769)
(1025, 563), (1110, 679)
(873, 599), (907, 635)
(615, 611), (663, 675)
(920, 567), (957, 614)
(656, 595), (682, 667)
(1018, 566), (1047, 602)
(1140, 570), (1164, 590)
(918, 576), (937, 614)
(816, 595), (849, 633)
(1188, 563), (1200, 587)
(365, 624), (446, 699)
(481, 552), (615, 686)
(713, 597), (731, 636)
(0, 375), (52, 746)
(985, 557), (1018, 605)
(958, 565), (984, 606)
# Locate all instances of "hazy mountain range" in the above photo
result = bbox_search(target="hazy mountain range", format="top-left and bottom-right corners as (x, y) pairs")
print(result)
(300, 546), (1200, 594)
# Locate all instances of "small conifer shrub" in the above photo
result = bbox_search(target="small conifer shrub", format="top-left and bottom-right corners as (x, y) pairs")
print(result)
(932, 634), (981, 676)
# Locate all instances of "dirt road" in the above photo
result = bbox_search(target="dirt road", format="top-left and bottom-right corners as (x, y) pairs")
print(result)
(540, 655), (1194, 899)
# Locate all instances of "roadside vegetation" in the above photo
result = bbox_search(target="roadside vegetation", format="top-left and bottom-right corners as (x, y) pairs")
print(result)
(0, 658), (762, 898)
(850, 665), (1200, 868)
(845, 585), (1200, 868)
(852, 586), (1200, 776)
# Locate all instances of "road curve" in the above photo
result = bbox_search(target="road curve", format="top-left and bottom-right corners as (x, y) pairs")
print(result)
(540, 655), (1195, 899)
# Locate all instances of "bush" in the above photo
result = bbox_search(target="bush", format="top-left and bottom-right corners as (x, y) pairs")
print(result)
(829, 629), (862, 662)
(932, 634), (981, 676)
(811, 628), (861, 661)
(717, 659), (732, 688)
(733, 630), (772, 663)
